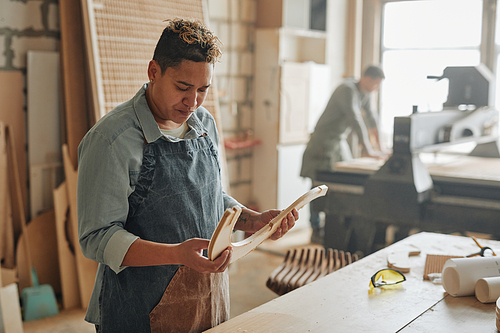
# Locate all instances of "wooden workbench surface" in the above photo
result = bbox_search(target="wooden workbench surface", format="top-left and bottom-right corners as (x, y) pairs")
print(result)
(206, 232), (500, 332)
(334, 154), (500, 185)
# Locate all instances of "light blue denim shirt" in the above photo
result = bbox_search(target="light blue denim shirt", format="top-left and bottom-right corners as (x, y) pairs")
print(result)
(77, 83), (241, 324)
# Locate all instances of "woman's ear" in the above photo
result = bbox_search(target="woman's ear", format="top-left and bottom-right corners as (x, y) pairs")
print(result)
(148, 60), (160, 82)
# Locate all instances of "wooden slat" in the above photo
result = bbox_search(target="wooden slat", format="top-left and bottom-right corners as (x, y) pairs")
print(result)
(59, 0), (92, 167)
(5, 125), (34, 289)
(53, 181), (81, 309)
(0, 72), (26, 241)
(0, 123), (15, 270)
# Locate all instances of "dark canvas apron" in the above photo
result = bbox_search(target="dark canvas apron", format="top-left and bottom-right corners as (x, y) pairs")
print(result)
(98, 134), (229, 333)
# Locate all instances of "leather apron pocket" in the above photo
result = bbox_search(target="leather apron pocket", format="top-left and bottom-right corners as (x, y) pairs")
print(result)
(149, 266), (230, 333)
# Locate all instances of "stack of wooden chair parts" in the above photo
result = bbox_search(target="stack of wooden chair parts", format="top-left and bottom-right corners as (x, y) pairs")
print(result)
(266, 246), (358, 296)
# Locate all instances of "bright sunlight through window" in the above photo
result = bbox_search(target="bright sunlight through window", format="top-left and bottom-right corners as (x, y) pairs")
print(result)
(380, 0), (483, 148)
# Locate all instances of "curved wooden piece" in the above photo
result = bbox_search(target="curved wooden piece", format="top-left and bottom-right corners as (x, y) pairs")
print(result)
(208, 185), (328, 262)
(339, 250), (346, 269)
(305, 248), (326, 285)
(266, 249), (291, 290)
(270, 249), (298, 294)
(345, 251), (352, 266)
(288, 248), (312, 290)
(317, 248), (334, 279)
(295, 247), (321, 288)
(207, 206), (241, 260)
(278, 248), (306, 295)
(331, 249), (340, 273)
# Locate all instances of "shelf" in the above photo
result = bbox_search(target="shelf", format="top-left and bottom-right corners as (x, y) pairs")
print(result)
(279, 27), (327, 40)
(224, 138), (262, 150)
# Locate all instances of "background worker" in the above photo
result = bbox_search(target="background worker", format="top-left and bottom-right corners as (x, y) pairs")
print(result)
(77, 18), (297, 333)
(300, 65), (387, 245)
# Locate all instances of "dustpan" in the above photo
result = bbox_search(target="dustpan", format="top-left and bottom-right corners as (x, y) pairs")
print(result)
(21, 268), (59, 321)
(5, 126), (59, 321)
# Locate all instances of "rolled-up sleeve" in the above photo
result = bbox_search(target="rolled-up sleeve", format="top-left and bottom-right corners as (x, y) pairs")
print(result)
(77, 129), (139, 274)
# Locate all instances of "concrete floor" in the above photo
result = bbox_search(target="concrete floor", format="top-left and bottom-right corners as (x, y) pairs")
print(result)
(22, 227), (313, 333)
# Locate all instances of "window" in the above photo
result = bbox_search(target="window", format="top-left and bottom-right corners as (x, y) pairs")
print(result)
(379, 0), (484, 148)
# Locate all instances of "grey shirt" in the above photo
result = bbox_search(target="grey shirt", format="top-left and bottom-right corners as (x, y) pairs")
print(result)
(300, 78), (378, 179)
(77, 83), (240, 324)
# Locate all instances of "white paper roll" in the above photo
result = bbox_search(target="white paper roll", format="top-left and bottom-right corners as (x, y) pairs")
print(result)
(475, 277), (500, 303)
(442, 257), (500, 297)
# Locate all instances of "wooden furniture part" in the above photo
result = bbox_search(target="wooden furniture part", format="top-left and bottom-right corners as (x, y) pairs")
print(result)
(207, 232), (500, 332)
(0, 123), (15, 270)
(387, 250), (421, 273)
(304, 248), (328, 285)
(294, 247), (323, 289)
(208, 185), (328, 263)
(267, 249), (297, 292)
(266, 246), (357, 296)
(53, 180), (81, 310)
(277, 248), (307, 295)
(266, 249), (294, 291)
(63, 144), (98, 309)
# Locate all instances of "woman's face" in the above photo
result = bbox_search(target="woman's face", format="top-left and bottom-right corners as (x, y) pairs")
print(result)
(146, 59), (213, 130)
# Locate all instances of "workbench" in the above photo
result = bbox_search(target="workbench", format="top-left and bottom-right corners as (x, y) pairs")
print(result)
(317, 154), (500, 255)
(206, 232), (499, 332)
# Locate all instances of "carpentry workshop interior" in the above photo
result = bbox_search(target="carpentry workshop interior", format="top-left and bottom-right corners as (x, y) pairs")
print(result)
(4, 0), (500, 332)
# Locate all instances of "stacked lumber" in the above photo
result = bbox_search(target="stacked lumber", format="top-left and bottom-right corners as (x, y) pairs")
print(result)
(267, 246), (358, 295)
(57, 0), (227, 310)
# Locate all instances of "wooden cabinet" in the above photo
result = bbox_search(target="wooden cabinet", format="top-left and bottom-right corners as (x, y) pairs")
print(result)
(256, 0), (327, 32)
(252, 0), (330, 213)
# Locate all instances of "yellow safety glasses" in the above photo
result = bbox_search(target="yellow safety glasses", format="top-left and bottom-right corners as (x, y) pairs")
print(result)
(369, 268), (406, 290)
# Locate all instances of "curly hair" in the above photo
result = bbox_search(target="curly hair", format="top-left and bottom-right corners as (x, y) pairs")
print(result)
(153, 18), (223, 73)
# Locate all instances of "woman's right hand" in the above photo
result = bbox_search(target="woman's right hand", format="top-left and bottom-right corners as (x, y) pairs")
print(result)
(175, 238), (232, 274)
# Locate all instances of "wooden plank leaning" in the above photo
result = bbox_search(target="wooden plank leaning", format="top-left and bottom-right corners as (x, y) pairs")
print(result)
(62, 144), (98, 309)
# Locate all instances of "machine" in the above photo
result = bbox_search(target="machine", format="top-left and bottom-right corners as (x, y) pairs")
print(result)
(318, 65), (500, 255)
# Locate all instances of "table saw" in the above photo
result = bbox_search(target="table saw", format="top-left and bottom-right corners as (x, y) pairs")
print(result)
(317, 65), (500, 255)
